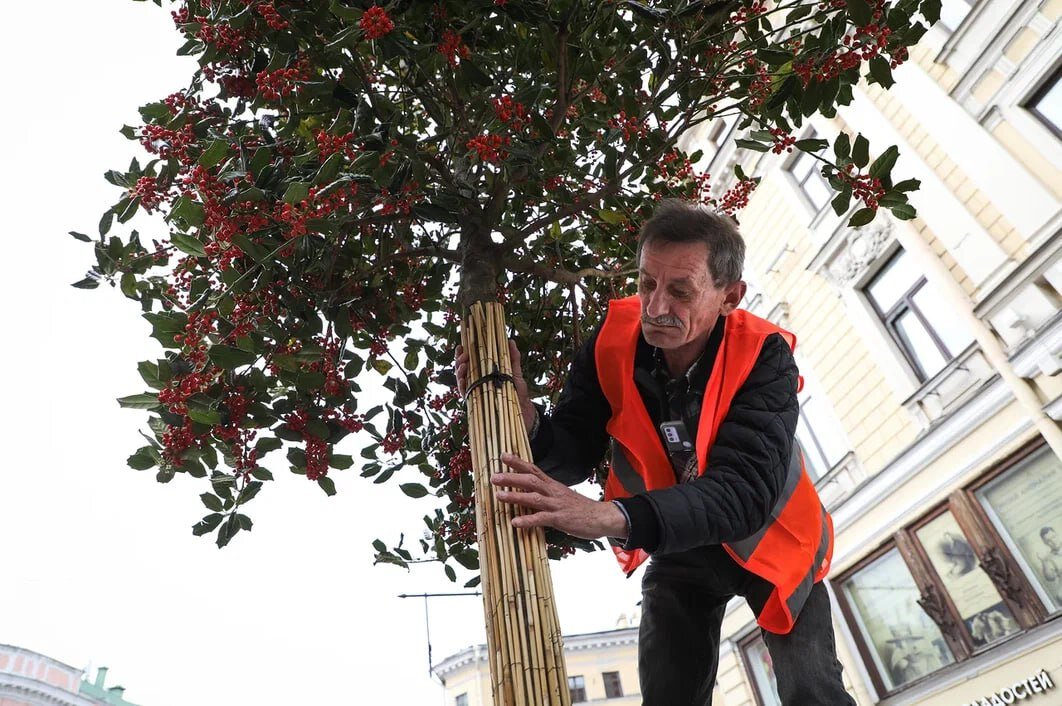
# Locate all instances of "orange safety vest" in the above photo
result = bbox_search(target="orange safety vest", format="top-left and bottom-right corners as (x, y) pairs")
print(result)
(596, 296), (833, 634)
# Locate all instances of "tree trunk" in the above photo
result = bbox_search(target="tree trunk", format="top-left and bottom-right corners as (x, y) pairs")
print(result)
(459, 229), (570, 706)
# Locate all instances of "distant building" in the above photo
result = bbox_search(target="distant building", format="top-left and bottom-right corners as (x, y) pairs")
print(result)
(0, 644), (140, 706)
(434, 619), (640, 706)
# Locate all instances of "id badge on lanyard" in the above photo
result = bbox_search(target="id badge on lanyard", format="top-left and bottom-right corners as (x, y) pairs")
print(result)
(659, 420), (698, 483)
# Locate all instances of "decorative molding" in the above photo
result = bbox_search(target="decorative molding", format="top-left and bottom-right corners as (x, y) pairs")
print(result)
(810, 219), (896, 288)
(902, 345), (996, 429)
(0, 680), (100, 706)
(974, 224), (1062, 318)
(1009, 310), (1062, 377)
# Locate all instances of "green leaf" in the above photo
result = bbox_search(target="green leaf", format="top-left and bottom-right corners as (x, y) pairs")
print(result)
(372, 359), (393, 374)
(894, 178), (921, 192)
(852, 134), (870, 168)
(216, 514), (240, 548)
(169, 197), (205, 228)
(330, 454), (355, 470)
(834, 133), (851, 161)
(72, 276), (100, 290)
(598, 209), (627, 225)
(186, 396), (222, 425)
(403, 349), (419, 371)
(848, 207), (877, 227)
(209, 344), (257, 369)
(847, 0), (874, 25)
(198, 139), (229, 168)
(868, 56), (895, 89)
(756, 48), (793, 65)
(444, 564), (457, 582)
(890, 203), (917, 220)
(117, 393), (161, 410)
(400, 483), (429, 498)
(120, 272), (138, 299)
(69, 231), (92, 242)
(869, 145), (900, 178)
(127, 452), (157, 470)
(283, 181), (311, 204)
(200, 493), (224, 512)
(921, 0), (942, 24)
(255, 437), (283, 453)
(734, 138), (770, 152)
(794, 139), (828, 153)
(171, 233), (207, 257)
(251, 467), (274, 481)
(237, 481), (263, 505)
(313, 152), (344, 185)
(192, 513), (224, 536)
(831, 188), (853, 216)
(318, 476), (337, 496)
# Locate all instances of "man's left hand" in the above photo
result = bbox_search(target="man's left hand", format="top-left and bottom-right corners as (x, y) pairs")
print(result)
(491, 454), (628, 541)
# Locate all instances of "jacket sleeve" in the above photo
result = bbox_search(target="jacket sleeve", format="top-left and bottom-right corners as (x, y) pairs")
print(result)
(638, 333), (800, 554)
(529, 326), (613, 486)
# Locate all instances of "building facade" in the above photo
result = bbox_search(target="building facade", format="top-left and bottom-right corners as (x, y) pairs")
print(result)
(434, 623), (641, 705)
(674, 0), (1062, 703)
(441, 0), (1060, 702)
(0, 645), (140, 706)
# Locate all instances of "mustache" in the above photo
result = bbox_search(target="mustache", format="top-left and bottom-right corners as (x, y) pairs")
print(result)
(642, 315), (683, 328)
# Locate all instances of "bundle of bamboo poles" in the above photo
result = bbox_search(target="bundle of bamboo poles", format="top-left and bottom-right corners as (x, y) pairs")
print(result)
(461, 301), (571, 706)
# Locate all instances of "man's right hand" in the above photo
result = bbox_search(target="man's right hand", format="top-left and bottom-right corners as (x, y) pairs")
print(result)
(455, 339), (538, 433)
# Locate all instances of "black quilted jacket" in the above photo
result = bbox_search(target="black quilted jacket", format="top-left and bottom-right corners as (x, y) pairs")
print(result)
(529, 316), (799, 555)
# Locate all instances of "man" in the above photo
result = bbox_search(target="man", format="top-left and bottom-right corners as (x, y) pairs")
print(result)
(1039, 525), (1062, 603)
(455, 200), (853, 705)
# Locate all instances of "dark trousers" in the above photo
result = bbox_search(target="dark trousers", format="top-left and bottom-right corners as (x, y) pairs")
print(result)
(638, 546), (856, 706)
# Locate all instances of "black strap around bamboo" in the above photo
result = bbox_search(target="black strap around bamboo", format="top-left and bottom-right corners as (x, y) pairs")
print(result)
(464, 366), (516, 402)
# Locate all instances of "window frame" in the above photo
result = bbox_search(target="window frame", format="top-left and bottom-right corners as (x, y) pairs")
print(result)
(833, 439), (1058, 699)
(863, 250), (960, 382)
(568, 675), (587, 703)
(783, 128), (832, 214)
(602, 670), (623, 699)
(1024, 66), (1062, 141)
(454, 693), (469, 706)
(736, 630), (782, 706)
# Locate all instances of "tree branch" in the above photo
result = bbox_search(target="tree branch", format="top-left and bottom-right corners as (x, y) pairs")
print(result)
(502, 253), (635, 286)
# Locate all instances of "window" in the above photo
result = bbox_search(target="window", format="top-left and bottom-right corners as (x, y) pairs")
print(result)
(739, 633), (782, 706)
(1026, 68), (1061, 139)
(864, 248), (974, 381)
(603, 671), (623, 698)
(455, 694), (468, 706)
(834, 442), (1060, 697)
(785, 129), (832, 212)
(568, 675), (586, 703)
(796, 394), (849, 481)
(976, 449), (1062, 612)
(706, 113), (738, 149)
(839, 548), (957, 691)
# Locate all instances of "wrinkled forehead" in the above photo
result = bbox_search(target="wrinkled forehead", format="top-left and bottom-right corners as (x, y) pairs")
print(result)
(638, 240), (712, 284)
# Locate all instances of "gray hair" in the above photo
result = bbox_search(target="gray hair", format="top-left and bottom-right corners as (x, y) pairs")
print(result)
(636, 199), (745, 286)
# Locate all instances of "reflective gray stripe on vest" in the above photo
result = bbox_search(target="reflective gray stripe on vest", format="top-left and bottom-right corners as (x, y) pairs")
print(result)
(785, 504), (832, 619)
(611, 440), (648, 495)
(728, 444), (804, 562)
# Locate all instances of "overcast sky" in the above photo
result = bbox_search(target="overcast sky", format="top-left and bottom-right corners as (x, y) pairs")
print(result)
(0, 3), (641, 704)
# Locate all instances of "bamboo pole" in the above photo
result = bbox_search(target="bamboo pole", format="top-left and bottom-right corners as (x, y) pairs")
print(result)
(462, 301), (571, 706)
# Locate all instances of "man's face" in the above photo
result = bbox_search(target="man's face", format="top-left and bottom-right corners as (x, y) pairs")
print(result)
(1045, 528), (1060, 552)
(637, 240), (745, 351)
